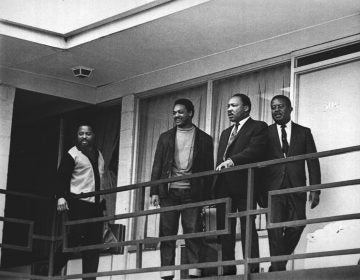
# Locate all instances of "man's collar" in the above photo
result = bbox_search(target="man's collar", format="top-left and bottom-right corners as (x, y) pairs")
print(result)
(237, 116), (250, 126)
(276, 120), (291, 127)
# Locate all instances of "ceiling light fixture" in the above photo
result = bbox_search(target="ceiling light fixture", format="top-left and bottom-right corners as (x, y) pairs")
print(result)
(71, 66), (94, 78)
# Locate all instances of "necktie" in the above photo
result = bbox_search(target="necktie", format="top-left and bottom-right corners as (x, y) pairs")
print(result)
(281, 124), (289, 156)
(228, 122), (239, 144)
(223, 122), (239, 161)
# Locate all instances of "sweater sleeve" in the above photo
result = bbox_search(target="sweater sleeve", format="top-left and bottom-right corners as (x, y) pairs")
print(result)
(55, 152), (75, 199)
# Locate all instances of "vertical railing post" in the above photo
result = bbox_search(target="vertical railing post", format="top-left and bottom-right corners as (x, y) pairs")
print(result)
(48, 200), (58, 278)
(244, 168), (255, 280)
(136, 243), (143, 269)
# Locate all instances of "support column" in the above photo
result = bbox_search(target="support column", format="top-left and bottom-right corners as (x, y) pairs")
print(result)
(112, 94), (138, 279)
(0, 84), (16, 262)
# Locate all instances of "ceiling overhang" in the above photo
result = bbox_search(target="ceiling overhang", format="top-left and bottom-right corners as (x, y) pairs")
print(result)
(0, 0), (210, 48)
(1, 0), (360, 105)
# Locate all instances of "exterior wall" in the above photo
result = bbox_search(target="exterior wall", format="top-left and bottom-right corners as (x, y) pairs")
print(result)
(97, 14), (360, 102)
(0, 84), (15, 263)
(112, 95), (138, 280)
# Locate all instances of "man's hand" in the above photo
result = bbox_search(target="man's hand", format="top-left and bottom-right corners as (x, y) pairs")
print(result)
(151, 195), (160, 207)
(216, 159), (234, 171)
(309, 191), (320, 209)
(57, 197), (69, 212)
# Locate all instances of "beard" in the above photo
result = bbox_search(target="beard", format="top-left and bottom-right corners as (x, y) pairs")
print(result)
(77, 142), (97, 163)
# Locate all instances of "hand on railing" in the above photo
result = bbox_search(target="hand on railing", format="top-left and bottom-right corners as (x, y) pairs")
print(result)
(309, 191), (320, 209)
(151, 194), (160, 207)
(57, 197), (69, 212)
(216, 158), (234, 170)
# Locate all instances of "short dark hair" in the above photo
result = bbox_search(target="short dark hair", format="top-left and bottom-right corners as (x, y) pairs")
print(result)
(232, 93), (251, 112)
(271, 95), (292, 107)
(77, 123), (95, 134)
(174, 98), (195, 118)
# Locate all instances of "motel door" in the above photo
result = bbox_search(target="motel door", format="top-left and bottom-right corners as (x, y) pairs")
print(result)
(295, 59), (360, 268)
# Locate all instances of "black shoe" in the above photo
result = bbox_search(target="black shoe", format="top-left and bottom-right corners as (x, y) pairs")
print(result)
(269, 265), (286, 272)
(223, 266), (236, 276)
(161, 277), (173, 280)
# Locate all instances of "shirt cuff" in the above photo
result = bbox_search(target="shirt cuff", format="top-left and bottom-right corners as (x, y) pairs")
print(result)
(227, 158), (235, 167)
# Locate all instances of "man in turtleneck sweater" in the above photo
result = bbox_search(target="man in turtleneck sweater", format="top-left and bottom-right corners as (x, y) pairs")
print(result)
(150, 99), (213, 280)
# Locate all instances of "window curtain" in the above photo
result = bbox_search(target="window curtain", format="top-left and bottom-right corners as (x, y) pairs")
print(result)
(212, 63), (290, 160)
(93, 106), (121, 217)
(136, 85), (207, 239)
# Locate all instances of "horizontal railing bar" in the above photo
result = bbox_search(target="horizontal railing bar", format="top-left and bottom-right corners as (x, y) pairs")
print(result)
(0, 189), (50, 200)
(269, 178), (360, 196)
(0, 145), (358, 202)
(69, 145), (360, 200)
(248, 248), (360, 264)
(58, 248), (360, 279)
(0, 145), (358, 201)
(32, 234), (62, 241)
(63, 229), (230, 253)
(267, 213), (360, 229)
(0, 271), (51, 280)
(228, 208), (269, 218)
(64, 198), (230, 226)
(0, 243), (32, 251)
(50, 259), (246, 279)
(0, 216), (34, 225)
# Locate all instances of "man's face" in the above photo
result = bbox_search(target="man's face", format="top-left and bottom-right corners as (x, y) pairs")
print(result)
(173, 104), (193, 128)
(227, 96), (249, 123)
(271, 98), (292, 125)
(77, 125), (95, 148)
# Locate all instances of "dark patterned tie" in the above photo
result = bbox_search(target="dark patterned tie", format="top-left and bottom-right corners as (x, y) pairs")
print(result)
(228, 122), (239, 144)
(281, 124), (289, 156)
(223, 122), (239, 161)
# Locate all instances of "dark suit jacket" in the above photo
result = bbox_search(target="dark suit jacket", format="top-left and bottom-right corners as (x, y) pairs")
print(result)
(214, 118), (268, 197)
(150, 126), (214, 201)
(265, 122), (321, 195)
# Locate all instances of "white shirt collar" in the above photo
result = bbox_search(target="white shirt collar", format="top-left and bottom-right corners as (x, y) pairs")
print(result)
(233, 116), (250, 132)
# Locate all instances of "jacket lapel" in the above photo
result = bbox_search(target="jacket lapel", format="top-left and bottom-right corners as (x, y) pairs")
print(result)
(288, 122), (297, 156)
(227, 117), (252, 149)
(168, 127), (176, 155)
(269, 124), (284, 157)
(192, 126), (200, 161)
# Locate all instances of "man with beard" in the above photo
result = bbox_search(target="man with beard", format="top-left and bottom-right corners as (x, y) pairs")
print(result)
(54, 124), (105, 280)
(266, 95), (320, 271)
(214, 93), (268, 275)
(150, 98), (213, 280)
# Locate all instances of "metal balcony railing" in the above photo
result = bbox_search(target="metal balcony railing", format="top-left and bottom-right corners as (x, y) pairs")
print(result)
(0, 145), (359, 280)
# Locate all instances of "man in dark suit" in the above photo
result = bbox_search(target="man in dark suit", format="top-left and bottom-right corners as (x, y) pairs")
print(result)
(214, 93), (268, 275)
(150, 98), (213, 280)
(266, 95), (321, 271)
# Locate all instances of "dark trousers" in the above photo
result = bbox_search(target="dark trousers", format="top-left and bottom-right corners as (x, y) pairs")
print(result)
(216, 195), (259, 275)
(159, 189), (202, 271)
(54, 200), (103, 280)
(267, 175), (306, 271)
